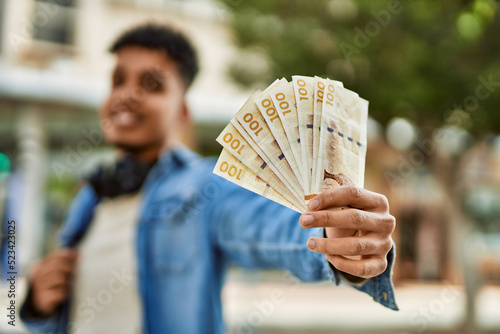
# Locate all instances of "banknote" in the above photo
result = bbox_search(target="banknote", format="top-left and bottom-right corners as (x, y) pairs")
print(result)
(269, 82), (305, 187)
(233, 90), (304, 201)
(313, 82), (368, 197)
(310, 77), (345, 196)
(292, 76), (315, 200)
(213, 75), (368, 213)
(229, 117), (304, 206)
(254, 83), (304, 193)
(216, 122), (307, 212)
(213, 149), (301, 212)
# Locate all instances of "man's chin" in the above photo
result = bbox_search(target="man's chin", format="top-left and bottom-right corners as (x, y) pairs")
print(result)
(111, 140), (157, 154)
(104, 133), (167, 157)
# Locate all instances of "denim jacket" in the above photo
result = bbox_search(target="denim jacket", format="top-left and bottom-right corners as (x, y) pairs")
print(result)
(21, 146), (398, 334)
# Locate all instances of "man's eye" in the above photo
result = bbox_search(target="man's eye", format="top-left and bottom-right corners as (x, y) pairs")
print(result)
(112, 74), (124, 88)
(142, 72), (164, 92)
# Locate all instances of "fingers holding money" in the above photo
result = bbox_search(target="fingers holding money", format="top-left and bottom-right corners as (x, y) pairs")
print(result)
(309, 185), (390, 212)
(306, 235), (392, 278)
(301, 183), (395, 279)
(306, 235), (393, 257)
(300, 209), (395, 234)
(325, 254), (388, 279)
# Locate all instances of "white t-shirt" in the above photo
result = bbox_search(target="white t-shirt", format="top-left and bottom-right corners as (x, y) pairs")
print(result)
(70, 193), (142, 334)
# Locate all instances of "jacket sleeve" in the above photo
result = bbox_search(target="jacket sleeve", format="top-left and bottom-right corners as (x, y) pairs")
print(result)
(20, 184), (99, 333)
(20, 296), (71, 334)
(209, 175), (398, 310)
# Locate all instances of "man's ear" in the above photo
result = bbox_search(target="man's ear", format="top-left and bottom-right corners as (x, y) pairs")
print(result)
(178, 98), (196, 149)
(180, 98), (192, 125)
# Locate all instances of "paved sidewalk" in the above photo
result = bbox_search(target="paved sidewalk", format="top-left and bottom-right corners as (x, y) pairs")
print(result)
(1, 274), (499, 333)
(222, 273), (500, 334)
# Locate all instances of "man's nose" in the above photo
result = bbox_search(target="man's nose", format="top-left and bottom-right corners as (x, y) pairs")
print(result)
(112, 84), (147, 111)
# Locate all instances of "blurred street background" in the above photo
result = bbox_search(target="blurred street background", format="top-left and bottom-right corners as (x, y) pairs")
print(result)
(0, 0), (500, 333)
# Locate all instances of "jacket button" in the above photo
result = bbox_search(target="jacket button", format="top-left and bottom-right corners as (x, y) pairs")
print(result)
(382, 290), (388, 301)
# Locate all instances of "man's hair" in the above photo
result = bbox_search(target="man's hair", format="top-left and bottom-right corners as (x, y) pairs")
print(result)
(110, 23), (199, 89)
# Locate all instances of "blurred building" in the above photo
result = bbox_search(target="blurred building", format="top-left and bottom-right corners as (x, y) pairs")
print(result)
(0, 0), (249, 270)
(0, 2), (499, 333)
(1, 0), (488, 286)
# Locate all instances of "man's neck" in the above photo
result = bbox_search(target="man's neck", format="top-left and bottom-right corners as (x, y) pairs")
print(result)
(118, 145), (163, 164)
(131, 148), (161, 164)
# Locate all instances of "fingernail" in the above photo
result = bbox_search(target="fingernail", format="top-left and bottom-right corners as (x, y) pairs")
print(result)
(309, 199), (319, 210)
(301, 214), (314, 226)
(307, 239), (316, 249)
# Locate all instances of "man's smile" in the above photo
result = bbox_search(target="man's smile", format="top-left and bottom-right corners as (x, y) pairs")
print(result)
(110, 109), (144, 129)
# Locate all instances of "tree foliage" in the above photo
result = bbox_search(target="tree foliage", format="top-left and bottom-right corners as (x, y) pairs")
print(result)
(221, 0), (500, 137)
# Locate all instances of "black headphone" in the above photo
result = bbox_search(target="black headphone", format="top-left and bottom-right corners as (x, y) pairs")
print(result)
(87, 154), (156, 199)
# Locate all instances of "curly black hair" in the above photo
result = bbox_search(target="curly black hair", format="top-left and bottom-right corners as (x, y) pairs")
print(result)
(109, 23), (199, 89)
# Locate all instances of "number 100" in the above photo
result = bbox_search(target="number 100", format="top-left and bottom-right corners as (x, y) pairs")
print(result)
(219, 161), (243, 180)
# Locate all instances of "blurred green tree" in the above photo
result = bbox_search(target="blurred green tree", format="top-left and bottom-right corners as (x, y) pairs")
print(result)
(220, 0), (500, 137)
(219, 3), (500, 323)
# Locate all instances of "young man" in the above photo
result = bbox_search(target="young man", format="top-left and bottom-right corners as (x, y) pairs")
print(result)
(21, 24), (397, 333)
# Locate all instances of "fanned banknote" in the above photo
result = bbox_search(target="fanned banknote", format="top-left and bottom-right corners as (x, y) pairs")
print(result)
(213, 75), (368, 213)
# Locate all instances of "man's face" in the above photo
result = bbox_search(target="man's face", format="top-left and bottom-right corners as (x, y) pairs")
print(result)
(100, 46), (188, 154)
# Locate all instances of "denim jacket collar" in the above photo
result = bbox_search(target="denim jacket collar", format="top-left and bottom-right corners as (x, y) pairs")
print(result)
(60, 145), (199, 249)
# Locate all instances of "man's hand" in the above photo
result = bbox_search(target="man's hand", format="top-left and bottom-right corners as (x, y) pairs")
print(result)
(29, 249), (79, 316)
(300, 186), (395, 279)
